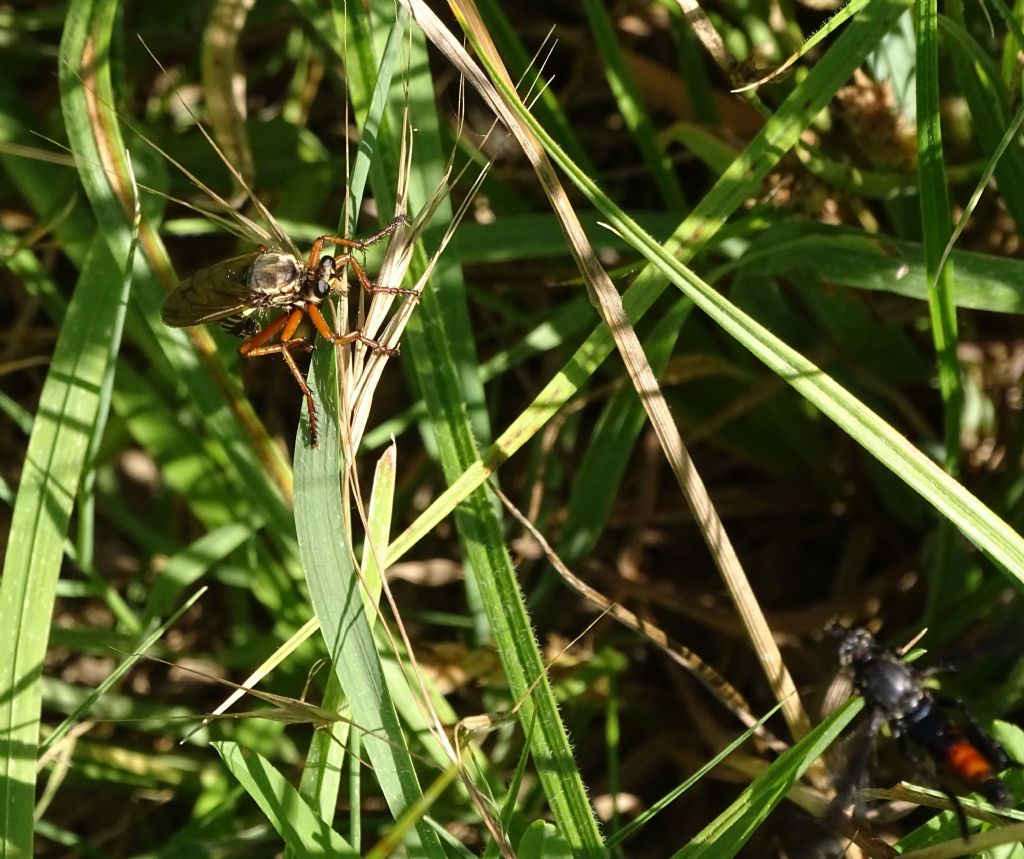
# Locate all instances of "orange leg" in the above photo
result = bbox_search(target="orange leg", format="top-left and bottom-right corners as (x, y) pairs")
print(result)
(237, 307), (321, 446)
(308, 219), (418, 317)
(304, 215), (409, 268)
(332, 254), (419, 298)
(307, 303), (400, 356)
(239, 309), (297, 355)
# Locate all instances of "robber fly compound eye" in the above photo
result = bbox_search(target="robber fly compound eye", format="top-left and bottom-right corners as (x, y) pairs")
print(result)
(309, 256), (334, 300)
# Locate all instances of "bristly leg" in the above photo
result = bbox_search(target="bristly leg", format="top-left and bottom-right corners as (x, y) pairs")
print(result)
(238, 307), (322, 445)
(306, 304), (400, 356)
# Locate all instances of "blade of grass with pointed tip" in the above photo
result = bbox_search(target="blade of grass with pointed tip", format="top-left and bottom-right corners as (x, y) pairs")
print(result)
(608, 702), (785, 849)
(214, 741), (357, 858)
(943, 6), (1024, 235)
(353, 6), (605, 851)
(41, 588), (207, 755)
(295, 319), (442, 858)
(672, 701), (860, 858)
(0, 235), (130, 857)
(727, 221), (1024, 314)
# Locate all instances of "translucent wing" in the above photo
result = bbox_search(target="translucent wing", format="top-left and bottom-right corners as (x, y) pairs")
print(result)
(161, 253), (262, 327)
(164, 251), (309, 329)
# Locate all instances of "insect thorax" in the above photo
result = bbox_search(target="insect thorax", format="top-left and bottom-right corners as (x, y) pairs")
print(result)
(214, 253), (306, 339)
(246, 253), (305, 305)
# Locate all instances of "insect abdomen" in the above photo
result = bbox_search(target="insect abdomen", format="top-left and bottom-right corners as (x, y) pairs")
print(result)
(218, 314), (261, 338)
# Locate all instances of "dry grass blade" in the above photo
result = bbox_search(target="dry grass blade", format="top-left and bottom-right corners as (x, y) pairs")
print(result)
(409, 0), (814, 749)
(345, 111), (492, 448)
(138, 38), (300, 256)
(201, 0), (257, 198)
(492, 480), (787, 753)
(669, 0), (736, 78)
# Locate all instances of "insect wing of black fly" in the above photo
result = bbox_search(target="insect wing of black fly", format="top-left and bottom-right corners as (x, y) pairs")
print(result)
(161, 253), (262, 328)
(831, 705), (887, 814)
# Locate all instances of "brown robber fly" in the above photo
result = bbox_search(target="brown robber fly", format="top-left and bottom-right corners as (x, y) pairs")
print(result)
(161, 215), (413, 446)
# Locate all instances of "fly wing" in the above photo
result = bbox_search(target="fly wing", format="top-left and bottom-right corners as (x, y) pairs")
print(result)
(161, 253), (261, 327)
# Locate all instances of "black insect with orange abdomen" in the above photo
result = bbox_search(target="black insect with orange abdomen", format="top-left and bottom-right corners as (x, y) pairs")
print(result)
(829, 624), (1014, 839)
(161, 216), (413, 446)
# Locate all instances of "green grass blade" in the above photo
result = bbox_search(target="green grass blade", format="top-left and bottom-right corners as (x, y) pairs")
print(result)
(727, 221), (1024, 313)
(355, 8), (604, 851)
(608, 703), (785, 850)
(581, 0), (686, 209)
(0, 1), (139, 850)
(944, 3), (1024, 234)
(916, 0), (961, 474)
(672, 701), (860, 858)
(214, 741), (357, 858)
(295, 323), (441, 859)
(0, 236), (128, 857)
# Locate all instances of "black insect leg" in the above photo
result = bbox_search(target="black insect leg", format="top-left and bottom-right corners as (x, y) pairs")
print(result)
(894, 733), (970, 841)
(831, 708), (887, 818)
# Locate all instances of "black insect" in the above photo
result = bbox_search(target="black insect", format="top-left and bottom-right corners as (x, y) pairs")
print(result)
(828, 624), (1013, 839)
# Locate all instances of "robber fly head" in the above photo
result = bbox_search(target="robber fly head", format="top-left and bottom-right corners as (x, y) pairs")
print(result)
(305, 255), (340, 303)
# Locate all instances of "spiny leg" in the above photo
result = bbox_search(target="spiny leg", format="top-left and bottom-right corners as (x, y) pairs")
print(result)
(238, 307), (320, 446)
(305, 215), (409, 268)
(281, 347), (319, 447)
(306, 303), (400, 356)
(336, 254), (419, 298)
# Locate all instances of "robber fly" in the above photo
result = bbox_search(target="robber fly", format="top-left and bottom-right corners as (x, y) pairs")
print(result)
(828, 624), (1014, 839)
(161, 216), (413, 446)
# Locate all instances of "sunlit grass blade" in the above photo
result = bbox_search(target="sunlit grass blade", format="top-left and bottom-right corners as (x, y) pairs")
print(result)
(214, 741), (357, 857)
(356, 5), (605, 851)
(0, 236), (130, 857)
(294, 348), (444, 856)
(386, 0), (909, 565)
(672, 702), (860, 858)
(448, 0), (1024, 586)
